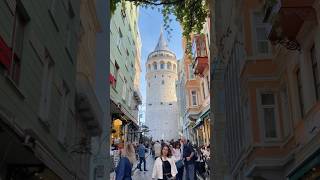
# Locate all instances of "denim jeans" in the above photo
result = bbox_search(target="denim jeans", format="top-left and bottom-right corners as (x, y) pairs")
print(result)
(176, 166), (184, 180)
(138, 157), (146, 170)
(184, 164), (195, 180)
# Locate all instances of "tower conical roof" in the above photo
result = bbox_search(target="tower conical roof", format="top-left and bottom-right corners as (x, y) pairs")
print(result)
(154, 29), (171, 52)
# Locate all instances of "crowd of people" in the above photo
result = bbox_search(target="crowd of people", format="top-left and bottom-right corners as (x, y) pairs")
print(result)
(112, 137), (210, 180)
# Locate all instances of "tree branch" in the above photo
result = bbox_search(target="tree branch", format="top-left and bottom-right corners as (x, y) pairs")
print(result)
(126, 0), (184, 5)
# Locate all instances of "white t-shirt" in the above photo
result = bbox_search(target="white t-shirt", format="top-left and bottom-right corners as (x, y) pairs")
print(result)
(172, 148), (181, 162)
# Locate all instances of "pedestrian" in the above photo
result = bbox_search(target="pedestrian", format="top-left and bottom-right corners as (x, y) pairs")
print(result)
(172, 141), (184, 180)
(152, 144), (178, 180)
(181, 137), (195, 180)
(137, 142), (148, 171)
(154, 140), (162, 160)
(115, 143), (136, 180)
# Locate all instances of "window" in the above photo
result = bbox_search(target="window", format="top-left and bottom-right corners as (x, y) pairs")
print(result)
(261, 93), (277, 138)
(113, 62), (119, 89)
(118, 28), (123, 38)
(160, 102), (163, 105)
(189, 64), (195, 79)
(10, 5), (28, 84)
(162, 80), (164, 85)
(148, 64), (151, 71)
(148, 103), (152, 106)
(153, 62), (157, 70)
(252, 12), (270, 55)
(58, 81), (70, 144)
(48, 0), (60, 31)
(191, 90), (198, 106)
(167, 62), (172, 70)
(126, 49), (129, 56)
(128, 89), (132, 106)
(117, 38), (122, 53)
(122, 78), (127, 100)
(297, 69), (304, 117)
(148, 83), (150, 87)
(160, 62), (165, 69)
(173, 64), (176, 71)
(39, 50), (54, 123)
(280, 85), (292, 137)
(311, 45), (320, 100)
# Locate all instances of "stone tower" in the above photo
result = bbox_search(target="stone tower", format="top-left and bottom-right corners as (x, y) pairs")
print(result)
(145, 30), (179, 141)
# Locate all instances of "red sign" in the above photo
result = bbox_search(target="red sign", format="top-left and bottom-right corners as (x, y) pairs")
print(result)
(0, 36), (12, 70)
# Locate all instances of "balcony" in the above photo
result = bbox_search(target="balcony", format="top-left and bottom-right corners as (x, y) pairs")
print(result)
(133, 88), (142, 105)
(192, 34), (209, 77)
(76, 73), (103, 136)
(263, 0), (317, 51)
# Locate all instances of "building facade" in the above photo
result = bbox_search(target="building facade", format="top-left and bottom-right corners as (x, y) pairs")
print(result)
(109, 1), (142, 146)
(212, 0), (320, 179)
(180, 18), (211, 146)
(145, 31), (179, 141)
(176, 58), (186, 137)
(0, 0), (82, 179)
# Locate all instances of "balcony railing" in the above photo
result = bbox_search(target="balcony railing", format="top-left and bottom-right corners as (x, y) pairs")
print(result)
(133, 88), (142, 105)
(192, 34), (209, 77)
(263, 0), (317, 51)
(76, 72), (103, 136)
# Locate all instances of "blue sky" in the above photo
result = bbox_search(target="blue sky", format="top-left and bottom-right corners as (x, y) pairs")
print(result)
(138, 7), (183, 123)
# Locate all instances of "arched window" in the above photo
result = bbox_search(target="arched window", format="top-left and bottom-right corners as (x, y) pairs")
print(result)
(153, 62), (157, 70)
(173, 64), (176, 71)
(167, 62), (172, 70)
(148, 64), (151, 71)
(160, 61), (165, 69)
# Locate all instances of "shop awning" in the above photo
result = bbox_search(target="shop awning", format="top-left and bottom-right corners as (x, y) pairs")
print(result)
(288, 149), (320, 180)
(193, 108), (210, 129)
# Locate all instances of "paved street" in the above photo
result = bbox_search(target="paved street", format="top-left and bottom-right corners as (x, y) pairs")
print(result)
(132, 154), (154, 180)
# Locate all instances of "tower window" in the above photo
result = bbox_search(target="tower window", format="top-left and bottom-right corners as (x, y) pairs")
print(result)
(162, 80), (164, 84)
(160, 102), (163, 105)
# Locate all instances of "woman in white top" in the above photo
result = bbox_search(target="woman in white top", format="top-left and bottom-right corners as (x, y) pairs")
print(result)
(172, 141), (183, 180)
(152, 144), (178, 180)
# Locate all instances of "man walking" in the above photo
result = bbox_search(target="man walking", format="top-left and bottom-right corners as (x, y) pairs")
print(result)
(181, 137), (195, 180)
(137, 142), (148, 171)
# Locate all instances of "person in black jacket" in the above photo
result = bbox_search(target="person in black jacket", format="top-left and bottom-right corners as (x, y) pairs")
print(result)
(181, 137), (195, 180)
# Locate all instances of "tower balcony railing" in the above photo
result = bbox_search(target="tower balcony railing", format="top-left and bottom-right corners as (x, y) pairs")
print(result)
(191, 34), (209, 77)
(263, 0), (317, 51)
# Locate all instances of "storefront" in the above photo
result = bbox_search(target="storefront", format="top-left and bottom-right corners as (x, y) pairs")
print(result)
(288, 148), (320, 180)
(193, 108), (210, 146)
(0, 119), (65, 180)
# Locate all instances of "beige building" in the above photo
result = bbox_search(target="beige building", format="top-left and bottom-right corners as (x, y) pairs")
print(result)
(212, 0), (320, 179)
(180, 18), (211, 146)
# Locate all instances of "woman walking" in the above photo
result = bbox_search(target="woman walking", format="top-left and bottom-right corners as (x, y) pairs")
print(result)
(115, 143), (136, 180)
(172, 141), (184, 180)
(152, 144), (178, 180)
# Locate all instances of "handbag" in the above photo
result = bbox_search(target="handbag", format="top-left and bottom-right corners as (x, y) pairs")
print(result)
(175, 160), (184, 169)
